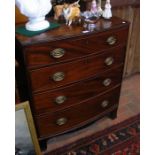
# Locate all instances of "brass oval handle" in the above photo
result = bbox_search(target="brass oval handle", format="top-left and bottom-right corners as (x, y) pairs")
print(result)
(102, 78), (111, 86)
(51, 72), (65, 82)
(56, 117), (67, 126)
(107, 36), (117, 45)
(104, 57), (114, 66)
(101, 100), (109, 108)
(50, 48), (65, 59)
(55, 95), (67, 105)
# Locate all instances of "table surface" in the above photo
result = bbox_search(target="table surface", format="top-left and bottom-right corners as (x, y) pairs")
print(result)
(15, 16), (129, 46)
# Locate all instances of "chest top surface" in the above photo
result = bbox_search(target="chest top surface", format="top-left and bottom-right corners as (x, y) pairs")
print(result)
(15, 16), (129, 46)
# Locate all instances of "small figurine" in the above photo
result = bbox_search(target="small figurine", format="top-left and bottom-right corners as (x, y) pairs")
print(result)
(63, 0), (81, 26)
(54, 4), (64, 20)
(102, 0), (112, 19)
(91, 0), (98, 14)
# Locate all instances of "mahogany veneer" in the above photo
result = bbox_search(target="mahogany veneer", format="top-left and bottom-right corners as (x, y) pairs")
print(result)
(35, 86), (121, 139)
(30, 46), (125, 93)
(16, 16), (129, 150)
(32, 66), (123, 114)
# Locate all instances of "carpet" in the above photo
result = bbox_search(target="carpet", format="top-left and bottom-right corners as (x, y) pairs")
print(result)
(45, 114), (140, 155)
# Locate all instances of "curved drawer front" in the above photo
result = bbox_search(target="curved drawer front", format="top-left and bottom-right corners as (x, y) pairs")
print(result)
(29, 46), (126, 93)
(35, 87), (121, 138)
(71, 27), (128, 51)
(33, 66), (123, 114)
(24, 27), (128, 68)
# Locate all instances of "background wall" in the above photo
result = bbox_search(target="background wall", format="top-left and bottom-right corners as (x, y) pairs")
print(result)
(15, 6), (27, 24)
(111, 1), (140, 77)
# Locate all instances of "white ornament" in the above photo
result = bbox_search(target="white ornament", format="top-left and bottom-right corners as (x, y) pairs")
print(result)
(15, 0), (52, 31)
(91, 0), (98, 14)
(102, 0), (112, 19)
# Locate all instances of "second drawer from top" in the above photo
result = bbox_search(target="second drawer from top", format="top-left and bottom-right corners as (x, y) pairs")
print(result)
(29, 46), (126, 93)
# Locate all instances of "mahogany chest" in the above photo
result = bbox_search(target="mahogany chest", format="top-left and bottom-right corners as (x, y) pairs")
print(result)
(15, 16), (129, 150)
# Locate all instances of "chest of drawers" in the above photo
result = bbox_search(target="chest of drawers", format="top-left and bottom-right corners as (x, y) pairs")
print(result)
(16, 16), (129, 150)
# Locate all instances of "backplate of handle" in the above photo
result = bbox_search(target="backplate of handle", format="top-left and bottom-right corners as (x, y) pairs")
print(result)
(55, 95), (67, 105)
(101, 100), (109, 108)
(51, 72), (65, 82)
(50, 48), (65, 59)
(104, 57), (114, 66)
(102, 78), (111, 86)
(107, 36), (117, 45)
(56, 117), (68, 126)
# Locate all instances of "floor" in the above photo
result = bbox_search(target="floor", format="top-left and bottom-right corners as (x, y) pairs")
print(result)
(43, 74), (140, 154)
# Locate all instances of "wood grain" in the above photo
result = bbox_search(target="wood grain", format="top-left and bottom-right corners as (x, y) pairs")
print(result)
(112, 6), (140, 77)
(29, 46), (126, 93)
(24, 27), (129, 69)
(32, 65), (123, 114)
(85, 0), (140, 77)
(16, 16), (129, 145)
(16, 17), (129, 46)
(35, 87), (121, 139)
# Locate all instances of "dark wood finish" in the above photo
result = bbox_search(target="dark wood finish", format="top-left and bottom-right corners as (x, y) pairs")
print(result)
(32, 65), (123, 114)
(83, 0), (140, 77)
(15, 16), (129, 148)
(109, 108), (118, 119)
(16, 17), (129, 46)
(15, 39), (30, 102)
(30, 46), (126, 93)
(24, 27), (128, 69)
(35, 87), (121, 139)
(39, 139), (47, 151)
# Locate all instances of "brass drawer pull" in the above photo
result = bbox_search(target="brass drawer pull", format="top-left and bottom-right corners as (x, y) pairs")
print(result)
(101, 100), (109, 108)
(51, 72), (65, 82)
(50, 48), (65, 59)
(107, 36), (117, 45)
(104, 57), (114, 66)
(56, 117), (67, 126)
(55, 95), (67, 105)
(102, 78), (111, 86)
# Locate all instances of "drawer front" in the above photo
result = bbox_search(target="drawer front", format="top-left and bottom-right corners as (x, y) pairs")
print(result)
(71, 27), (129, 51)
(35, 87), (121, 138)
(30, 46), (126, 93)
(24, 27), (128, 68)
(24, 42), (93, 69)
(32, 66), (123, 114)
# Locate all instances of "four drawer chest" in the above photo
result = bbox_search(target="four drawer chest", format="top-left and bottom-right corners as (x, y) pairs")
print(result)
(16, 16), (129, 150)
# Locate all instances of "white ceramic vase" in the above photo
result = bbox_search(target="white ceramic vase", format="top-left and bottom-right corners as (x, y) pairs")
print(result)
(16, 0), (52, 31)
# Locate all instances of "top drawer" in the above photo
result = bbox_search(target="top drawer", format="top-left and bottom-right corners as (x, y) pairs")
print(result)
(24, 27), (129, 69)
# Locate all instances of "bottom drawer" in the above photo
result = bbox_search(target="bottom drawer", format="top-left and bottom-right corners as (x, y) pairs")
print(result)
(35, 87), (121, 138)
